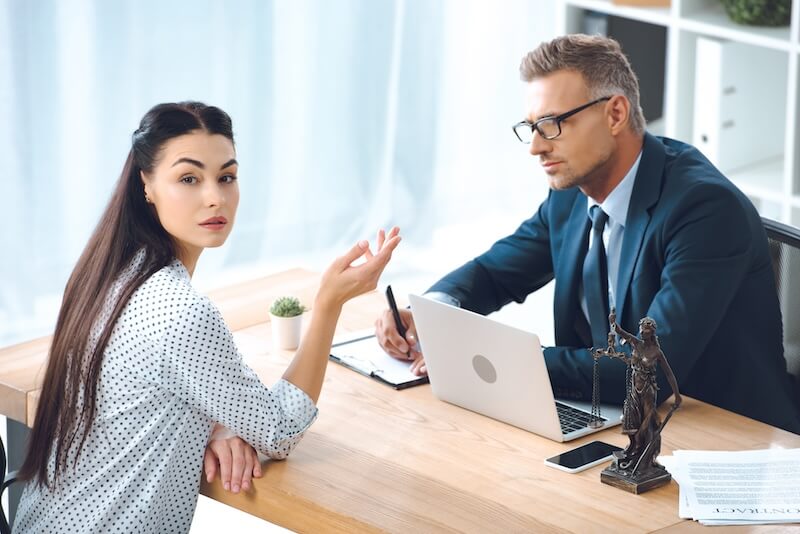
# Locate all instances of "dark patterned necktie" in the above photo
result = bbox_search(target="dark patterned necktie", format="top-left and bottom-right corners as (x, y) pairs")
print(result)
(583, 205), (610, 348)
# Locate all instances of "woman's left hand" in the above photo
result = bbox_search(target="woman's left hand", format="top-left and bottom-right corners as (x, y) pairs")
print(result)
(315, 227), (401, 310)
(203, 435), (262, 493)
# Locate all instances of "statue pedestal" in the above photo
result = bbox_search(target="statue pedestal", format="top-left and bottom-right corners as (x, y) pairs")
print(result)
(600, 463), (671, 494)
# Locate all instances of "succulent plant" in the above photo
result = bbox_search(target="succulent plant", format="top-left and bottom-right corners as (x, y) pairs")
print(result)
(720, 0), (791, 26)
(269, 296), (307, 318)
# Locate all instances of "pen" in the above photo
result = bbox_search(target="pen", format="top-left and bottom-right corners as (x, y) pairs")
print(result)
(385, 285), (410, 358)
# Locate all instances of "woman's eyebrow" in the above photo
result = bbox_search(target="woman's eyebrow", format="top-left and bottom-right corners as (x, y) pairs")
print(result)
(220, 158), (238, 170)
(171, 157), (204, 169)
(171, 157), (237, 170)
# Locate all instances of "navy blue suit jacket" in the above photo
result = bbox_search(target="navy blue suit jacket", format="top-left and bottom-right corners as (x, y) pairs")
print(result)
(429, 133), (800, 434)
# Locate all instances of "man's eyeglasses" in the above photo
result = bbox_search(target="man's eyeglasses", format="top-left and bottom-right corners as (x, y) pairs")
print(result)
(512, 96), (612, 143)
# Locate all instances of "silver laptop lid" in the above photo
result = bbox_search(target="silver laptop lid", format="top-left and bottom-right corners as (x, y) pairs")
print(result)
(410, 294), (566, 440)
(409, 294), (622, 442)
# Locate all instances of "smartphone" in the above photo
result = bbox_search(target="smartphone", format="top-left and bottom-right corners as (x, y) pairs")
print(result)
(544, 440), (623, 474)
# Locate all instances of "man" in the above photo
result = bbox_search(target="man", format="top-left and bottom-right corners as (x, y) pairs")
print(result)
(375, 34), (800, 435)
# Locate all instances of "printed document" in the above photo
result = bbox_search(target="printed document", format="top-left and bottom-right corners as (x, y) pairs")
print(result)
(660, 448), (800, 526)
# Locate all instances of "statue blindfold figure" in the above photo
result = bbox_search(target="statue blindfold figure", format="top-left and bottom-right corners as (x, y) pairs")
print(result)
(592, 311), (682, 493)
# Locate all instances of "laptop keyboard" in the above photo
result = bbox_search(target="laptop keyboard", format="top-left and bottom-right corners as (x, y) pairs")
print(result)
(556, 401), (606, 434)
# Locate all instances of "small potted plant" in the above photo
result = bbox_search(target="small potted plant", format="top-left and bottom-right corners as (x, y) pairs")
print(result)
(269, 296), (307, 350)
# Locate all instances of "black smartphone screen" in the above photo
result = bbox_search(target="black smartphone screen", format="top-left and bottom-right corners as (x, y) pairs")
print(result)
(546, 440), (622, 469)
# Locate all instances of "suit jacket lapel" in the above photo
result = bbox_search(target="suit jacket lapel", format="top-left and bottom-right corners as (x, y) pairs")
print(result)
(616, 133), (665, 323)
(554, 193), (591, 345)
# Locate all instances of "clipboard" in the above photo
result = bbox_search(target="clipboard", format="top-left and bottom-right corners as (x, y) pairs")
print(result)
(329, 332), (429, 390)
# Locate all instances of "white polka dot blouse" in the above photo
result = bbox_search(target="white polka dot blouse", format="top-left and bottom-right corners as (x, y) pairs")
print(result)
(14, 251), (318, 533)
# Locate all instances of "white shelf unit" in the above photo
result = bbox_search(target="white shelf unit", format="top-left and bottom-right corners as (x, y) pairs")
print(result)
(558, 0), (800, 227)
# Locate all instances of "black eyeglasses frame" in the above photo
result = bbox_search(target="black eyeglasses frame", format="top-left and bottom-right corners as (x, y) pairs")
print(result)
(512, 96), (613, 143)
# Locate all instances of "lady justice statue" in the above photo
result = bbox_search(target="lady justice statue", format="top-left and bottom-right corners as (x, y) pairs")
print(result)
(591, 310), (682, 493)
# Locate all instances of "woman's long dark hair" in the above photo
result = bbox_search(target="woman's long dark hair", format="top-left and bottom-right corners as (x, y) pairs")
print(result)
(19, 102), (235, 488)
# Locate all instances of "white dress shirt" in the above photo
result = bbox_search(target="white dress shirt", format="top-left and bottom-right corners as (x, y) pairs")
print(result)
(14, 250), (317, 533)
(580, 151), (642, 322)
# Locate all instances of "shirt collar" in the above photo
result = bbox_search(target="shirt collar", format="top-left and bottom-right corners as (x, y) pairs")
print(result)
(586, 150), (642, 229)
(171, 258), (192, 282)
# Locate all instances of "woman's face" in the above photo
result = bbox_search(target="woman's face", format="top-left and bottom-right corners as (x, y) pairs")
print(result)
(142, 131), (239, 270)
(640, 323), (655, 340)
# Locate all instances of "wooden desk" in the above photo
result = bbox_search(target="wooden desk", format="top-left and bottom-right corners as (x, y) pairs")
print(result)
(4, 269), (800, 532)
(200, 284), (800, 533)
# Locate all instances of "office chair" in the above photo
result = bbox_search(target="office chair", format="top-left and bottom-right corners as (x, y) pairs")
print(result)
(1, 433), (19, 534)
(763, 217), (800, 392)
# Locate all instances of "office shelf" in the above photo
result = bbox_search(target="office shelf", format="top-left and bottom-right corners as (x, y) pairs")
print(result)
(565, 0), (672, 25)
(729, 157), (786, 201)
(681, 0), (793, 50)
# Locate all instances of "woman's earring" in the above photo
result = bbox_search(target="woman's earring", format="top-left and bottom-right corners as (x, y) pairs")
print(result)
(145, 194), (152, 204)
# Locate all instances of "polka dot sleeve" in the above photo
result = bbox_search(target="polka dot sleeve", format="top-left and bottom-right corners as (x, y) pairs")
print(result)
(159, 296), (318, 459)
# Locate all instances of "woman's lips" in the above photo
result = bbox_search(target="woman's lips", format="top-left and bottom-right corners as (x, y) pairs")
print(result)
(199, 216), (228, 231)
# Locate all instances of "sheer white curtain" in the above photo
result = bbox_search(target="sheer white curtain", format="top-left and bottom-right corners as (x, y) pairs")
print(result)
(0, 0), (556, 346)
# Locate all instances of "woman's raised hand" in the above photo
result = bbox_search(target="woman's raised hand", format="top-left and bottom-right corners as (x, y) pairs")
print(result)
(316, 227), (401, 310)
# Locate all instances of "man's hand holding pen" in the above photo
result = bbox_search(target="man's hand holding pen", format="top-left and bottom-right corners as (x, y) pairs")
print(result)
(375, 288), (427, 375)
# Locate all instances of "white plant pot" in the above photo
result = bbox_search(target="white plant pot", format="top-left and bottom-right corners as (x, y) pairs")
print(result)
(270, 313), (303, 350)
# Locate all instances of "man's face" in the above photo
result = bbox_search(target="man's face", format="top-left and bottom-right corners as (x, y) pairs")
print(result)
(524, 70), (615, 192)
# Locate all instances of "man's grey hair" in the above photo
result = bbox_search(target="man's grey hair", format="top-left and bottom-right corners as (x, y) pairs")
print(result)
(519, 34), (646, 135)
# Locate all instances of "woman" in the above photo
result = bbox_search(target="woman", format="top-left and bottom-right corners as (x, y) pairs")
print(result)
(13, 102), (400, 532)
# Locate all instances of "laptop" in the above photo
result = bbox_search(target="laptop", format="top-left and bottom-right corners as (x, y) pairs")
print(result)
(408, 294), (623, 442)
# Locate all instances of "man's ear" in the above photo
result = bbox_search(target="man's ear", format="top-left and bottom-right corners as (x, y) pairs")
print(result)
(607, 95), (631, 136)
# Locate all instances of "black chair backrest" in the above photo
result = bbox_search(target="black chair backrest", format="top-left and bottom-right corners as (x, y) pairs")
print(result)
(1, 432), (14, 534)
(763, 217), (800, 391)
